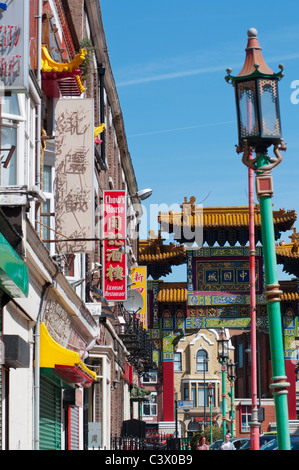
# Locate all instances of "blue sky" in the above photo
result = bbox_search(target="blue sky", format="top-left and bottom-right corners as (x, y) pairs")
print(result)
(100, 0), (299, 281)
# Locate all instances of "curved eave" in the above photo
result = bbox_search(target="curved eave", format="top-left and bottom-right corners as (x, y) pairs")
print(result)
(39, 323), (97, 387)
(159, 206), (296, 229)
(41, 45), (87, 73)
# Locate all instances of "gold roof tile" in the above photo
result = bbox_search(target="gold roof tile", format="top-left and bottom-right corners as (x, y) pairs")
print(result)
(158, 198), (297, 230)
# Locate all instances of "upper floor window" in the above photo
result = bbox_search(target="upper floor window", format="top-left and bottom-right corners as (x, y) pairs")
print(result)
(238, 344), (243, 368)
(143, 392), (157, 417)
(1, 94), (25, 186)
(196, 350), (208, 372)
(142, 371), (158, 384)
(174, 352), (182, 372)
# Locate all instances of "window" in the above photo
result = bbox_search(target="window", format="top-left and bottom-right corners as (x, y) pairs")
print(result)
(184, 382), (216, 408)
(42, 165), (55, 252)
(238, 344), (243, 368)
(142, 371), (157, 384)
(197, 385), (210, 407)
(1, 94), (25, 186)
(174, 352), (182, 371)
(191, 383), (196, 407)
(1, 94), (35, 190)
(241, 405), (252, 432)
(143, 392), (157, 417)
(196, 350), (208, 372)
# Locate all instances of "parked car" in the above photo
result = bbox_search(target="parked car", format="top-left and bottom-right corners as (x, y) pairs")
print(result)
(260, 436), (299, 450)
(239, 434), (277, 450)
(209, 438), (250, 450)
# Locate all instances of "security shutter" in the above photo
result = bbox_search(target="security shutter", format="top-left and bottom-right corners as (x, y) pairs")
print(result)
(40, 377), (61, 450)
(68, 406), (79, 450)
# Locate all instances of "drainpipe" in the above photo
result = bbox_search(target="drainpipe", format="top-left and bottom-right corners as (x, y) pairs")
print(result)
(36, 0), (42, 230)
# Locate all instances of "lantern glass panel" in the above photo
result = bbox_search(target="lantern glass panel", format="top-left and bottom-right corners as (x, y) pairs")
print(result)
(228, 361), (236, 380)
(236, 80), (259, 140)
(218, 339), (229, 361)
(257, 79), (281, 138)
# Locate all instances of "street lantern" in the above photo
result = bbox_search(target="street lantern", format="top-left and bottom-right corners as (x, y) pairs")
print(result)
(227, 360), (236, 382)
(217, 328), (229, 363)
(225, 28), (284, 154)
(226, 28), (291, 450)
(208, 383), (213, 401)
(217, 328), (229, 440)
(227, 360), (236, 438)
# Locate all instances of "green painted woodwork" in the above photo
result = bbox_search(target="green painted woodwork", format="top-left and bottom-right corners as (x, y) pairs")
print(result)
(40, 377), (62, 450)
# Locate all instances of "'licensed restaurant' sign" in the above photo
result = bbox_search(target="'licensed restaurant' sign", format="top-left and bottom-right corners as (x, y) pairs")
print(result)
(103, 190), (127, 301)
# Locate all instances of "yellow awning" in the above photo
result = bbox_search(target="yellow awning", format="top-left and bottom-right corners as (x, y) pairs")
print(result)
(40, 323), (97, 386)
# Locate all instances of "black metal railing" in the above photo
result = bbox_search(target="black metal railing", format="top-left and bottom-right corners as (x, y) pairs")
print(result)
(111, 436), (192, 451)
(117, 307), (155, 371)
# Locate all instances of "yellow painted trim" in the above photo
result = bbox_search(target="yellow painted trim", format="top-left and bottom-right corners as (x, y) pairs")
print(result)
(94, 123), (105, 139)
(41, 45), (87, 73)
(40, 322), (97, 381)
(75, 75), (85, 93)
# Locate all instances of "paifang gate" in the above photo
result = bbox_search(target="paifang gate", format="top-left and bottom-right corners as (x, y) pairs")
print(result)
(140, 200), (299, 424)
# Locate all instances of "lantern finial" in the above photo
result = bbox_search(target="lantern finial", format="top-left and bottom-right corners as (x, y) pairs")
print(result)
(237, 27), (274, 78)
(247, 27), (258, 38)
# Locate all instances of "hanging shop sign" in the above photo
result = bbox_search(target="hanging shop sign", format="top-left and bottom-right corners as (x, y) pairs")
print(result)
(55, 98), (94, 253)
(131, 266), (147, 328)
(0, 0), (29, 93)
(103, 190), (127, 301)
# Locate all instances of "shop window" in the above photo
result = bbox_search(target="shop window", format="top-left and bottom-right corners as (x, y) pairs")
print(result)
(241, 405), (252, 432)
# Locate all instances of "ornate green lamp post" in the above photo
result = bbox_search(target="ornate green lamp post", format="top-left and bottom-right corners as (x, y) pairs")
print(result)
(217, 328), (229, 441)
(227, 360), (236, 438)
(225, 28), (291, 450)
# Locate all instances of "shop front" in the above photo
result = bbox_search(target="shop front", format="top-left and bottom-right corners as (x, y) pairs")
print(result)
(0, 223), (29, 450)
(39, 323), (97, 450)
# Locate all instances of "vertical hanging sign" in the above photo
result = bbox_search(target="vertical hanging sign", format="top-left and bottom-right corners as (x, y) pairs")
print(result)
(131, 266), (147, 328)
(103, 190), (127, 301)
(55, 98), (94, 253)
(0, 0), (29, 93)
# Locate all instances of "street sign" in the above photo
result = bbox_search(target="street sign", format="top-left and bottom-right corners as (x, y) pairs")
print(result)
(178, 400), (194, 409)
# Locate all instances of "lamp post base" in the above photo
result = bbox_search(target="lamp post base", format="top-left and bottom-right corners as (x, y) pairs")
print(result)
(249, 409), (261, 450)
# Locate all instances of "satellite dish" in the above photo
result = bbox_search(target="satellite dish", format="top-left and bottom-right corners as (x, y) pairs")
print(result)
(123, 289), (144, 313)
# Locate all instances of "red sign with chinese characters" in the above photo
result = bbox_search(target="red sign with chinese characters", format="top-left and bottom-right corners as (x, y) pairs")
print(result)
(103, 190), (127, 301)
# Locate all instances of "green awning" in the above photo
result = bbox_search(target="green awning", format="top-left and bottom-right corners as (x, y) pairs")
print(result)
(0, 232), (28, 298)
